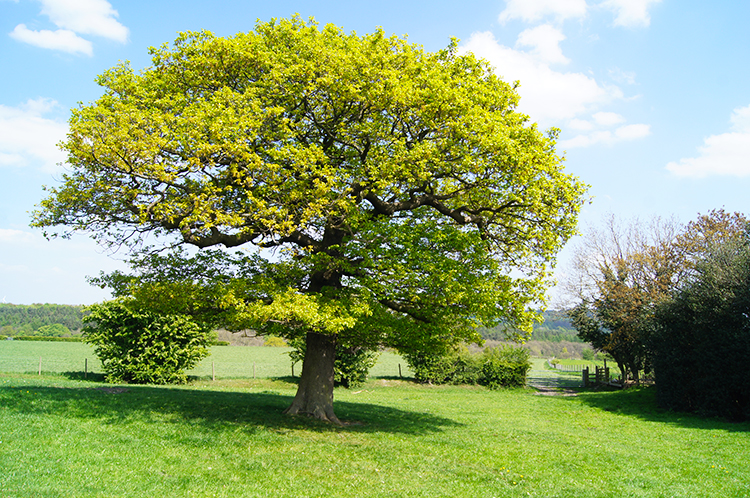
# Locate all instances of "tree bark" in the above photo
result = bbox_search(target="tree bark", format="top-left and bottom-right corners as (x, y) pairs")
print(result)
(284, 332), (341, 424)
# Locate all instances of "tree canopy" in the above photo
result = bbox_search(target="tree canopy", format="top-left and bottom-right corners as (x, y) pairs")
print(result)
(33, 17), (587, 422)
(567, 210), (748, 386)
(651, 227), (750, 420)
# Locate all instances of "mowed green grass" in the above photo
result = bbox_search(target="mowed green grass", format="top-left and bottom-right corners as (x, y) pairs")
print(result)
(0, 344), (748, 497)
(0, 341), (412, 380)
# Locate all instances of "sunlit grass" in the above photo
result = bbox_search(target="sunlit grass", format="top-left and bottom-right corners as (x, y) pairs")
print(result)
(1, 368), (748, 497)
(0, 342), (413, 381)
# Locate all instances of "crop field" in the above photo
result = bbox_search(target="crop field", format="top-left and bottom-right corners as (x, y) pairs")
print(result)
(1, 342), (748, 497)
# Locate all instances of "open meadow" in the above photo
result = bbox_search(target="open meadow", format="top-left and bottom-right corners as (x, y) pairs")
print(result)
(1, 341), (748, 497)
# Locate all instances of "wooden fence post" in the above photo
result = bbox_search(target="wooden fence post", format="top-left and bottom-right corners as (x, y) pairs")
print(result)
(38, 357), (42, 376)
(582, 367), (589, 388)
(399, 363), (402, 379)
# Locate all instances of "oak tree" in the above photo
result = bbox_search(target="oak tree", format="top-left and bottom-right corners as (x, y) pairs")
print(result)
(33, 17), (587, 422)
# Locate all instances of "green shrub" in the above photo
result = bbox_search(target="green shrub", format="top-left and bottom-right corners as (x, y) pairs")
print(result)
(582, 348), (595, 361)
(479, 345), (531, 389)
(402, 347), (463, 384)
(83, 300), (212, 384)
(14, 336), (83, 342)
(264, 336), (288, 347)
(403, 344), (531, 388)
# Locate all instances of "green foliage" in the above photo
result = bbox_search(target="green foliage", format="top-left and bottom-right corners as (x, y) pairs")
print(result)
(480, 310), (581, 343)
(479, 345), (532, 389)
(264, 336), (287, 347)
(36, 324), (70, 337)
(82, 300), (212, 384)
(13, 336), (82, 342)
(403, 344), (530, 388)
(651, 233), (750, 421)
(288, 338), (379, 388)
(581, 348), (595, 361)
(0, 303), (84, 333)
(32, 16), (586, 418)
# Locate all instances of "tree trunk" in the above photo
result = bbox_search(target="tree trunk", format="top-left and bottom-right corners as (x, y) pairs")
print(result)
(284, 332), (341, 424)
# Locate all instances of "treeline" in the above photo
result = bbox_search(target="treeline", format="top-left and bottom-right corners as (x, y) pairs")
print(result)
(479, 309), (580, 343)
(0, 303), (85, 336)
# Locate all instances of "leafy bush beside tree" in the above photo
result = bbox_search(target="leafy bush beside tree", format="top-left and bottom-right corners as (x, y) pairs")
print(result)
(83, 300), (213, 384)
(403, 344), (531, 389)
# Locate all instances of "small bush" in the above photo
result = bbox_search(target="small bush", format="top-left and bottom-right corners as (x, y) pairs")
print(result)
(479, 345), (532, 389)
(402, 347), (465, 384)
(83, 300), (212, 384)
(264, 336), (288, 347)
(403, 344), (531, 388)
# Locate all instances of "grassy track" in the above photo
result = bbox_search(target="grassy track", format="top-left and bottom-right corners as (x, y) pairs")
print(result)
(0, 344), (748, 497)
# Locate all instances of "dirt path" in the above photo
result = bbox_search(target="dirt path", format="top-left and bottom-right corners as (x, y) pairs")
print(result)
(527, 359), (581, 397)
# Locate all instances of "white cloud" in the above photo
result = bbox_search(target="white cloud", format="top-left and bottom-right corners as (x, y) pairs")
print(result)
(600, 0), (662, 28)
(10, 23), (92, 55)
(516, 24), (570, 65)
(614, 123), (650, 140)
(0, 99), (68, 172)
(608, 67), (637, 85)
(0, 228), (37, 244)
(461, 31), (622, 125)
(730, 104), (750, 130)
(499, 0), (588, 24)
(569, 118), (594, 131)
(593, 111), (625, 126)
(666, 105), (750, 178)
(39, 0), (128, 43)
(9, 0), (128, 55)
(559, 123), (650, 148)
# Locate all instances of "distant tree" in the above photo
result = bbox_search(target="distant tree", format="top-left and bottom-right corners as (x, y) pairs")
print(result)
(32, 17), (586, 423)
(568, 210), (749, 385)
(566, 215), (681, 383)
(0, 303), (84, 331)
(36, 323), (70, 337)
(83, 300), (212, 384)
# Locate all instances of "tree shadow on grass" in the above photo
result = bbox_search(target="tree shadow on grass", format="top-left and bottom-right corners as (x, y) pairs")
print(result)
(0, 377), (461, 436)
(568, 385), (750, 433)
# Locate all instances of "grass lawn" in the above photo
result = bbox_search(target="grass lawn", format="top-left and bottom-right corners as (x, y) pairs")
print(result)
(0, 344), (748, 497)
(0, 342), (413, 380)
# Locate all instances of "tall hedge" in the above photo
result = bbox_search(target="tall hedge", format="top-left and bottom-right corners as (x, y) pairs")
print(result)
(651, 237), (750, 421)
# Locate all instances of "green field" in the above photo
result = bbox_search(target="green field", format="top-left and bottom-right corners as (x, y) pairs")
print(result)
(0, 341), (412, 380)
(1, 342), (748, 497)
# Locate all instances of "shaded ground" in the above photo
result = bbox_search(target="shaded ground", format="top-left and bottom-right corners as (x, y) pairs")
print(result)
(527, 359), (581, 396)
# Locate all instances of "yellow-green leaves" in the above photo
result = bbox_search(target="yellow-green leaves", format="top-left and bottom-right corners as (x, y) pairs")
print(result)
(34, 16), (587, 349)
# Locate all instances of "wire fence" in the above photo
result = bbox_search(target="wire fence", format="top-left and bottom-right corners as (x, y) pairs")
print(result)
(0, 344), (412, 380)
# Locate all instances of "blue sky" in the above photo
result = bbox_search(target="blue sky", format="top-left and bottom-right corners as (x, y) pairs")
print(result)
(1, 0), (748, 305)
